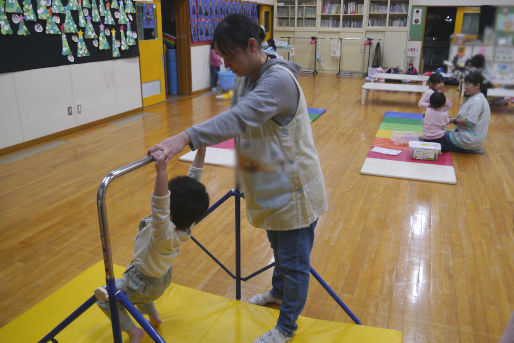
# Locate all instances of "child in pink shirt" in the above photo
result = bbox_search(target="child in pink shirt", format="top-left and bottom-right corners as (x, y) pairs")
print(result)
(210, 42), (222, 91)
(418, 73), (451, 111)
(422, 91), (453, 143)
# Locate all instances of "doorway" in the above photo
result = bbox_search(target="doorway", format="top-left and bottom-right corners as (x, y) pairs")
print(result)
(422, 7), (456, 72)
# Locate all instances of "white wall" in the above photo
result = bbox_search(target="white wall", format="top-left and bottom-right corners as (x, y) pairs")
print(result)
(413, 0), (513, 5)
(0, 58), (142, 149)
(191, 45), (212, 92)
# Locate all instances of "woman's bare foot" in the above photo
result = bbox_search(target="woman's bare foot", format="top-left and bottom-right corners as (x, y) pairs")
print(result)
(149, 312), (162, 328)
(127, 327), (145, 343)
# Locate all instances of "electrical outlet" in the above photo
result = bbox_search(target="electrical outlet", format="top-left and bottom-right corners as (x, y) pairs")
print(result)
(77, 104), (82, 113)
(67, 106), (73, 116)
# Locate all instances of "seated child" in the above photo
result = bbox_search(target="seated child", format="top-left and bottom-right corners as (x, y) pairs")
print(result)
(419, 73), (451, 111)
(422, 91), (452, 144)
(95, 148), (209, 343)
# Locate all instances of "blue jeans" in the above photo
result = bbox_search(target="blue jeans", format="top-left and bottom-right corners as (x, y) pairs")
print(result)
(267, 220), (317, 337)
(440, 132), (476, 153)
(210, 66), (220, 89)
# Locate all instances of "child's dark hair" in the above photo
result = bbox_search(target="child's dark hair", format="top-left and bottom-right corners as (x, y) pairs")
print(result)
(429, 91), (446, 109)
(267, 38), (277, 51)
(470, 54), (485, 69)
(214, 14), (265, 56)
(168, 176), (209, 228)
(428, 73), (444, 85)
(464, 71), (488, 97)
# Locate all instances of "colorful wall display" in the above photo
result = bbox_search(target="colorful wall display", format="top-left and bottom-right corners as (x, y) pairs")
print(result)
(189, 0), (258, 44)
(0, 0), (139, 73)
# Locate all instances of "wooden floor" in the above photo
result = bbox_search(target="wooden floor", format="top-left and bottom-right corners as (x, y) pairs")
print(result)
(0, 75), (512, 343)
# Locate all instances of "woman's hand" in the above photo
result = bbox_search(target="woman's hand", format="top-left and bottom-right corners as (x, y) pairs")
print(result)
(148, 132), (191, 165)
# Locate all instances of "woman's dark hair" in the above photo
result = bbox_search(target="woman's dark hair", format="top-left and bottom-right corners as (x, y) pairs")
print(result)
(429, 91), (446, 109)
(168, 176), (209, 228)
(214, 14), (265, 55)
(464, 71), (487, 97)
(470, 54), (486, 69)
(428, 73), (444, 85)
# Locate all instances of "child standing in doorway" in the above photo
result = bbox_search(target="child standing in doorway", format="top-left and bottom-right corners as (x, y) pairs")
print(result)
(210, 42), (222, 91)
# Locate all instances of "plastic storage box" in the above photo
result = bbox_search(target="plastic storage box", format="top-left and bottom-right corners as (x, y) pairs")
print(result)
(218, 70), (236, 92)
(409, 141), (441, 161)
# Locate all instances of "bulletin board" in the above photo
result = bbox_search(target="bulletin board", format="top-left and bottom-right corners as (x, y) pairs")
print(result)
(408, 6), (425, 41)
(189, 0), (258, 45)
(0, 0), (139, 74)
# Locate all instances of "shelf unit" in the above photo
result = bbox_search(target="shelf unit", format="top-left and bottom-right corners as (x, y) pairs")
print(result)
(277, 0), (296, 28)
(297, 0), (317, 28)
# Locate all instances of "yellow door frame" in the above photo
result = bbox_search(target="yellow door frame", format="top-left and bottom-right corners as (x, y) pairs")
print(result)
(454, 7), (481, 42)
(259, 5), (273, 42)
(136, 0), (166, 107)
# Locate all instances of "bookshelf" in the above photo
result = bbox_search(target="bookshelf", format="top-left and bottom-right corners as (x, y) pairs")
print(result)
(342, 0), (364, 28)
(277, 0), (295, 28)
(321, 0), (341, 28)
(388, 0), (409, 27)
(297, 0), (317, 28)
(368, 0), (387, 27)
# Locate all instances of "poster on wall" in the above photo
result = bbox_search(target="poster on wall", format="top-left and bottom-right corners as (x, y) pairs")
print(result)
(0, 0), (139, 74)
(188, 0), (257, 45)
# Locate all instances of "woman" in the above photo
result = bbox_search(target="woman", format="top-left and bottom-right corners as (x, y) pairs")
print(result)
(441, 71), (490, 153)
(149, 14), (327, 343)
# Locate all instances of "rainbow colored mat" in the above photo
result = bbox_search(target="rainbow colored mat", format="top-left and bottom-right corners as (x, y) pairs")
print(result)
(360, 111), (457, 184)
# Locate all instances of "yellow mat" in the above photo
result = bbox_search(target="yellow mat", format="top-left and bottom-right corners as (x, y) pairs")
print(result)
(1, 262), (402, 342)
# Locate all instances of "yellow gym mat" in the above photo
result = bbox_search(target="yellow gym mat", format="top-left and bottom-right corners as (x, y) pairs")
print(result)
(0, 262), (402, 342)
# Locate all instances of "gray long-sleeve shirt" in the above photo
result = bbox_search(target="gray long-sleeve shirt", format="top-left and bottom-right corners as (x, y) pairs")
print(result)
(186, 57), (302, 149)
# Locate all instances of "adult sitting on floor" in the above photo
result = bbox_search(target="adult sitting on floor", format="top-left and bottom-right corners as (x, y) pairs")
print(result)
(441, 71), (490, 154)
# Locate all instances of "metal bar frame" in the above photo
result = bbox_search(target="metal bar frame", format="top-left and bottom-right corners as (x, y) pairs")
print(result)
(39, 155), (361, 343)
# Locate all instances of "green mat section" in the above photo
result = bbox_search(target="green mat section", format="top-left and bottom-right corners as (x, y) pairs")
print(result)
(379, 122), (423, 133)
(381, 117), (423, 125)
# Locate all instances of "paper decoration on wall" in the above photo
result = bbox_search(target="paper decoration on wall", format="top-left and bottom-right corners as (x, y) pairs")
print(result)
(124, 0), (134, 13)
(98, 0), (105, 15)
(46, 15), (61, 34)
(36, 0), (50, 19)
(78, 6), (86, 26)
(120, 24), (128, 50)
(66, 0), (80, 11)
(63, 8), (77, 32)
(103, 2), (114, 24)
(16, 14), (29, 34)
(82, 0), (90, 8)
(98, 22), (109, 49)
(110, 0), (117, 9)
(126, 20), (135, 45)
(117, 0), (127, 24)
(51, 0), (65, 14)
(1, 18), (13, 34)
(84, 15), (96, 38)
(60, 24), (72, 56)
(76, 29), (90, 56)
(6, 0), (22, 13)
(22, 0), (36, 20)
(0, 0), (7, 18)
(111, 28), (119, 57)
(90, 0), (99, 21)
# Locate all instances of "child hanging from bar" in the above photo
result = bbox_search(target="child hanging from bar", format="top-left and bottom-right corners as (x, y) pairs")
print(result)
(95, 147), (209, 343)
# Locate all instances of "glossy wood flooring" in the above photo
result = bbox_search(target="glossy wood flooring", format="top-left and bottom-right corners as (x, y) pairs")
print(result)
(0, 75), (512, 343)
